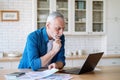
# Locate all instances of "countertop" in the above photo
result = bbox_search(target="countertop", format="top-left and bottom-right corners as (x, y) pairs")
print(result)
(66, 54), (120, 60)
(0, 54), (120, 62)
(0, 57), (21, 62)
(0, 66), (120, 80)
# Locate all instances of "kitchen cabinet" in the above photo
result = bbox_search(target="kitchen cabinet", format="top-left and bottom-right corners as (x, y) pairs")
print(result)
(65, 54), (120, 67)
(0, 57), (20, 69)
(37, 0), (50, 29)
(0, 62), (11, 69)
(36, 0), (105, 35)
(65, 60), (73, 67)
(73, 0), (105, 35)
(72, 59), (85, 67)
(37, 0), (69, 33)
(0, 61), (19, 69)
(98, 58), (120, 66)
(11, 61), (19, 69)
(65, 58), (120, 67)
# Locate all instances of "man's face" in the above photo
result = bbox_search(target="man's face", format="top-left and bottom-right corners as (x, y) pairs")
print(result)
(47, 17), (65, 40)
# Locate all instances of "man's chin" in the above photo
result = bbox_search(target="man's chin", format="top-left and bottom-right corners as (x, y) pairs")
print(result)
(52, 36), (60, 40)
(55, 35), (61, 39)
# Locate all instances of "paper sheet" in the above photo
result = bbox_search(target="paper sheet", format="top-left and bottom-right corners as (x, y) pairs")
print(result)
(18, 68), (58, 80)
(39, 74), (72, 80)
(18, 68), (72, 80)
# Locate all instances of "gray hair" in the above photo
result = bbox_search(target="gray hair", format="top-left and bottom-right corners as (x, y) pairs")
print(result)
(46, 11), (64, 22)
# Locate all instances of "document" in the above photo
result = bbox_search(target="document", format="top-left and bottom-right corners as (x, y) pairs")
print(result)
(5, 68), (72, 80)
(18, 68), (72, 80)
(38, 74), (72, 80)
(5, 72), (25, 80)
(18, 68), (58, 80)
(27, 68), (58, 79)
(5, 68), (58, 80)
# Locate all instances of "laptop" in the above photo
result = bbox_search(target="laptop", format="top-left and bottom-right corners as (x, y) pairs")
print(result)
(61, 52), (104, 74)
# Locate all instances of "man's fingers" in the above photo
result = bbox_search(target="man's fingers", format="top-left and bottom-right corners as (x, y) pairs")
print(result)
(48, 63), (57, 69)
(55, 35), (60, 39)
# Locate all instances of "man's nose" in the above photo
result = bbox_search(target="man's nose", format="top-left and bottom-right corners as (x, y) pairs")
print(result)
(59, 29), (63, 35)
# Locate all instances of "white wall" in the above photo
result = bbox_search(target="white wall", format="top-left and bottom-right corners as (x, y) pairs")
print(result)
(0, 0), (35, 52)
(0, 0), (119, 55)
(65, 35), (106, 55)
(0, 0), (105, 54)
(106, 0), (120, 54)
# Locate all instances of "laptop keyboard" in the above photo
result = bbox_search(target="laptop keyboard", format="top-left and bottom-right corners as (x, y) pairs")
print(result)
(64, 68), (81, 74)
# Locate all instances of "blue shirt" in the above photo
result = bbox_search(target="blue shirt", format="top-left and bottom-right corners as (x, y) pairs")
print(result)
(18, 27), (65, 71)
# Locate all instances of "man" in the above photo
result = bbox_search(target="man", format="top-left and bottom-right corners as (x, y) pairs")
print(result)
(18, 12), (66, 71)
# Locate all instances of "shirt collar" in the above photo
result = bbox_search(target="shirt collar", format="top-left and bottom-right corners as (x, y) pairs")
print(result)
(43, 27), (49, 43)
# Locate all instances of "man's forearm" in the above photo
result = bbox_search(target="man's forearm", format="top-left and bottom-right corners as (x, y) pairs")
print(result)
(41, 50), (56, 67)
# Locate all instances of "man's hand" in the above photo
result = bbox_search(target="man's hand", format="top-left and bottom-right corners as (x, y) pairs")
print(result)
(48, 63), (58, 69)
(48, 62), (64, 70)
(52, 39), (61, 54)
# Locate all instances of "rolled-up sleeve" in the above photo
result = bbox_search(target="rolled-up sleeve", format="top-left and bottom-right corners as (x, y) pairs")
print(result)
(27, 33), (41, 71)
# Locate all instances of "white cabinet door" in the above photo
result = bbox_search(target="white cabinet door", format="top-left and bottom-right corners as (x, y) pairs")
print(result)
(66, 58), (120, 67)
(65, 60), (73, 67)
(72, 59), (85, 67)
(11, 61), (19, 69)
(65, 59), (85, 67)
(0, 62), (11, 69)
(37, 0), (50, 29)
(98, 58), (120, 66)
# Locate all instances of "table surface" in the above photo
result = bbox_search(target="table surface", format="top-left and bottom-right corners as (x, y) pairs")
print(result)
(0, 66), (120, 80)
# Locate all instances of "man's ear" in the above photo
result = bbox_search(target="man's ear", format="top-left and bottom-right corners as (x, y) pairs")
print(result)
(46, 22), (50, 29)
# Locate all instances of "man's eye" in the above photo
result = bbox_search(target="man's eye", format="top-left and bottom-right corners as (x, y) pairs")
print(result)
(58, 27), (61, 30)
(55, 27), (60, 30)
(55, 26), (64, 31)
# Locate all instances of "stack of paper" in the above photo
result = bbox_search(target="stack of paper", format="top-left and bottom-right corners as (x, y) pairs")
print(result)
(5, 68), (72, 80)
(39, 74), (72, 80)
(19, 68), (59, 80)
(4, 72), (25, 80)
